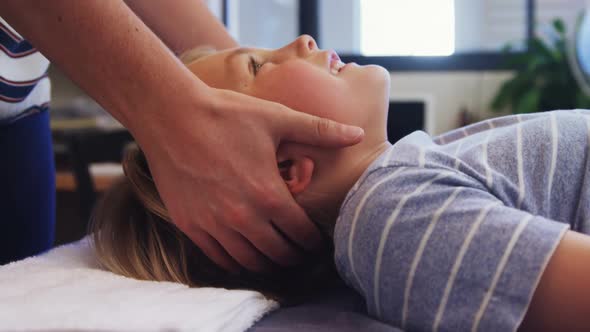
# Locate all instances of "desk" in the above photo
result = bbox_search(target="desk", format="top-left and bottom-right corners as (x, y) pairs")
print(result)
(56, 163), (123, 192)
(52, 128), (134, 220)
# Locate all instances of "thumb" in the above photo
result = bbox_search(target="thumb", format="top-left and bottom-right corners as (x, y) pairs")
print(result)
(276, 106), (365, 148)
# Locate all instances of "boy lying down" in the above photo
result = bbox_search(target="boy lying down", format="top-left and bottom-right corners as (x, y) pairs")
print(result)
(91, 35), (590, 331)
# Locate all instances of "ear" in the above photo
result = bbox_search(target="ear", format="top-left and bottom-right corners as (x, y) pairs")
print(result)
(278, 156), (314, 196)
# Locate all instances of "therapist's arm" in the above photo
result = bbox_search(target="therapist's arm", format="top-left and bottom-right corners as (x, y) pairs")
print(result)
(124, 0), (237, 53)
(0, 0), (364, 273)
(519, 230), (590, 331)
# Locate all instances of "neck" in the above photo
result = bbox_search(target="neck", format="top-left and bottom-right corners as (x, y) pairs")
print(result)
(298, 139), (392, 228)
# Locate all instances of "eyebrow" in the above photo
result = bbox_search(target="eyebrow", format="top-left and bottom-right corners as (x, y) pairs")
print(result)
(225, 48), (253, 76)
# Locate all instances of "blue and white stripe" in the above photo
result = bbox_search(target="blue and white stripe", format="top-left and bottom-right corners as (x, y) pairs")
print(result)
(334, 110), (588, 332)
(0, 17), (50, 124)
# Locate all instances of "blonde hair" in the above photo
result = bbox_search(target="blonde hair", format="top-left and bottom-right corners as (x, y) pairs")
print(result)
(89, 46), (339, 303)
(178, 46), (216, 64)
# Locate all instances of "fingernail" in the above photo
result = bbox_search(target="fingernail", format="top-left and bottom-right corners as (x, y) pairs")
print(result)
(345, 126), (364, 140)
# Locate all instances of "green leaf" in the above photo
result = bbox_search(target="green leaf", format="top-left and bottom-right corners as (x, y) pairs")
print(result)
(514, 89), (541, 114)
(491, 76), (518, 111)
(501, 43), (513, 53)
(490, 15), (584, 115)
(491, 84), (512, 111)
(526, 56), (549, 73)
(505, 52), (532, 68)
(529, 37), (558, 62)
(552, 19), (566, 36)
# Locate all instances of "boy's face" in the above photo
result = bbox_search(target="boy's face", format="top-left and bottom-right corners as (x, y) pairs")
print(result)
(186, 35), (390, 140)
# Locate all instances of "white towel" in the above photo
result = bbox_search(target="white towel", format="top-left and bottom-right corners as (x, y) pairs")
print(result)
(0, 237), (279, 332)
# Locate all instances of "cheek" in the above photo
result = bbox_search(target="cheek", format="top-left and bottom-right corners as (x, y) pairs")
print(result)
(250, 63), (349, 121)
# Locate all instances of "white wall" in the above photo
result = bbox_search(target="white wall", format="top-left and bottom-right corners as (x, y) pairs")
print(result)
(389, 71), (511, 135)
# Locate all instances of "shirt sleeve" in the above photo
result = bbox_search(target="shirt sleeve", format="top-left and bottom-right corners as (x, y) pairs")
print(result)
(334, 165), (569, 332)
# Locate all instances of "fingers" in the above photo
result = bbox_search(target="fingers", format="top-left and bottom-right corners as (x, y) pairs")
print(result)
(184, 227), (241, 274)
(239, 213), (306, 267)
(260, 183), (324, 253)
(180, 208), (301, 273)
(207, 222), (276, 273)
(275, 107), (364, 148)
(270, 200), (324, 253)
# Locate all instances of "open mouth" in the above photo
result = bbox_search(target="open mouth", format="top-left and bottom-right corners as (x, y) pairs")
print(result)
(329, 51), (346, 75)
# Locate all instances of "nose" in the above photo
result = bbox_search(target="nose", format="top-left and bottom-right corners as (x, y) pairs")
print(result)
(293, 34), (318, 56)
(274, 35), (317, 62)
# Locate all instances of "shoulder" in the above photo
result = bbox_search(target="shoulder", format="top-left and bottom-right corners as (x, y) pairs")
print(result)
(334, 159), (570, 330)
(334, 163), (487, 274)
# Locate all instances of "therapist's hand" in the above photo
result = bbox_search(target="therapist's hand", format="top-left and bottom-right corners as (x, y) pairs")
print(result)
(0, 0), (363, 274)
(140, 86), (364, 273)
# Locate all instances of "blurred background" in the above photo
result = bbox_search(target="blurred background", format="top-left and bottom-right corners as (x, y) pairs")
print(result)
(51, 0), (589, 244)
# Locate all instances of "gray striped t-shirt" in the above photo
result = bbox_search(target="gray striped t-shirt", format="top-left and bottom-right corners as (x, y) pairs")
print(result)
(334, 110), (590, 332)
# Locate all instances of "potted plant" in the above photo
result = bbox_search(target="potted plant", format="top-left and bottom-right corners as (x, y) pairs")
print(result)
(491, 18), (590, 114)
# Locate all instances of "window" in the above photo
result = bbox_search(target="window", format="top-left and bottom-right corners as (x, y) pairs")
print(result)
(577, 13), (590, 75)
(360, 0), (455, 56)
(321, 0), (529, 55)
(204, 0), (225, 22)
(536, 0), (586, 34)
(225, 0), (298, 48)
(454, 0), (527, 52)
(222, 0), (589, 70)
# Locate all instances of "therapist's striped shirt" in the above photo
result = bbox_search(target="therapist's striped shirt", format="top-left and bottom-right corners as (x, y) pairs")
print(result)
(333, 110), (590, 332)
(0, 17), (50, 125)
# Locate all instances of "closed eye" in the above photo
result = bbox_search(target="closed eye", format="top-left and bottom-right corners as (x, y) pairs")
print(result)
(249, 56), (263, 76)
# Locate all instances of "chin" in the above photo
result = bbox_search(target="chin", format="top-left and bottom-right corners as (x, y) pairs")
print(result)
(370, 64), (391, 85)
(362, 65), (390, 104)
(343, 65), (390, 133)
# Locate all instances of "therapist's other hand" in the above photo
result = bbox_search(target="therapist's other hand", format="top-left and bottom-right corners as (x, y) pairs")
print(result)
(139, 87), (364, 273)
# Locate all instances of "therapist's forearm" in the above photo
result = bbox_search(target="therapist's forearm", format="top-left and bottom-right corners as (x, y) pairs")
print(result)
(124, 0), (237, 53)
(519, 231), (590, 331)
(0, 0), (204, 140)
